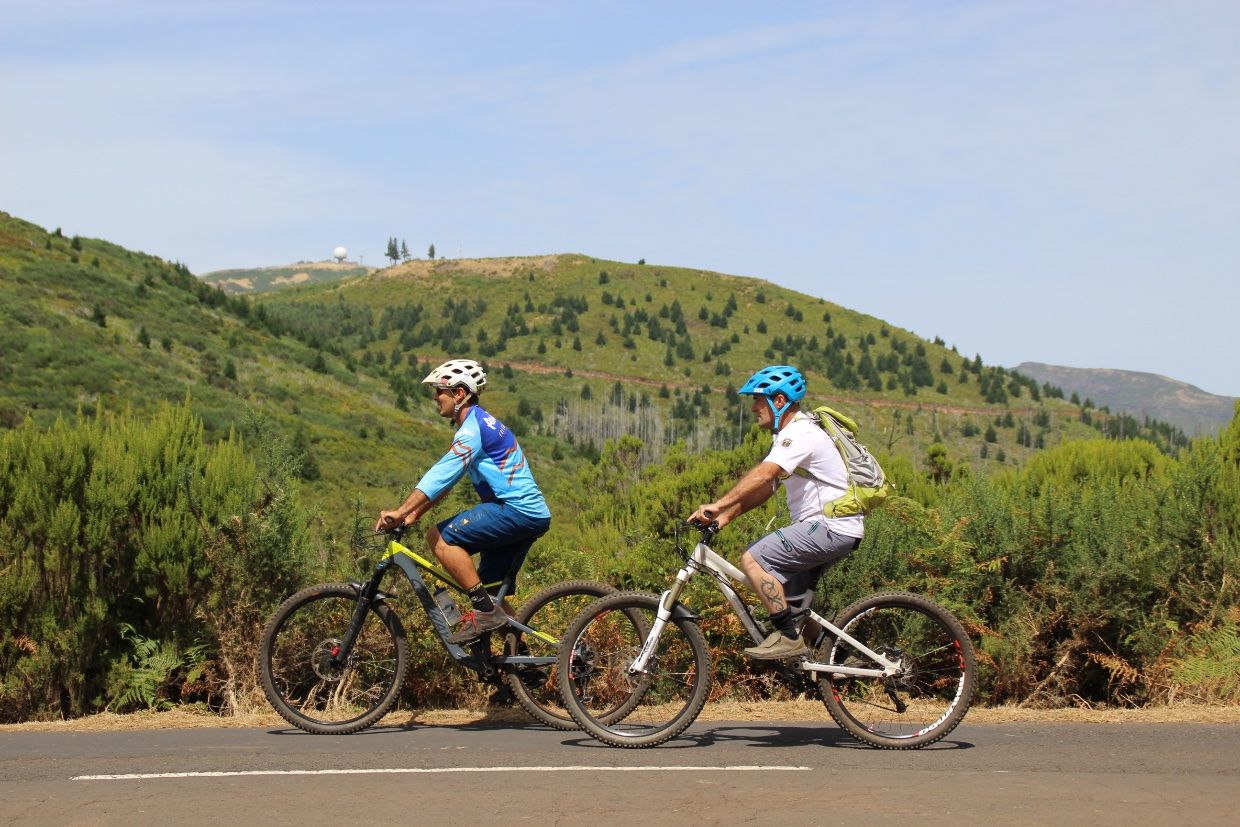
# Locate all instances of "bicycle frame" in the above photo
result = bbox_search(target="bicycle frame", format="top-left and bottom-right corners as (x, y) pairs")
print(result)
(330, 532), (556, 680)
(630, 531), (902, 680)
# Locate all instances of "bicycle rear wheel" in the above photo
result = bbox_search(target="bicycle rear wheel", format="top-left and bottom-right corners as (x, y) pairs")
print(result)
(818, 591), (975, 749)
(558, 591), (712, 748)
(259, 583), (409, 735)
(503, 579), (621, 730)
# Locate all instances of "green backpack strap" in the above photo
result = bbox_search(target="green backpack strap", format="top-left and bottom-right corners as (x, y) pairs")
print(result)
(790, 405), (891, 518)
(816, 405), (859, 434)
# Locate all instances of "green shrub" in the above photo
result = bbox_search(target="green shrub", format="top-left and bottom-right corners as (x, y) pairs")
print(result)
(0, 402), (310, 720)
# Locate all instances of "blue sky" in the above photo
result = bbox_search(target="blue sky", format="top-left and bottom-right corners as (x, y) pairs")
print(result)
(3, 1), (1238, 396)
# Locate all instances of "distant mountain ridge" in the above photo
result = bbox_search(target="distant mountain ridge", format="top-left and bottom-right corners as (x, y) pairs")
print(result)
(203, 260), (372, 294)
(1014, 362), (1237, 436)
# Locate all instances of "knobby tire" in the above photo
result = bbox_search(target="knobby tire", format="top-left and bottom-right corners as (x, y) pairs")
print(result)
(818, 591), (975, 749)
(557, 591), (712, 748)
(259, 583), (409, 735)
(503, 579), (620, 730)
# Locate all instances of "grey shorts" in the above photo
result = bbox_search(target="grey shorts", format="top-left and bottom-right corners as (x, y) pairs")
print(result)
(747, 521), (862, 614)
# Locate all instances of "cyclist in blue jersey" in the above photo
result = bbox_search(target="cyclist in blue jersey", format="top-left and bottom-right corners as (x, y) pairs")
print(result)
(376, 359), (552, 643)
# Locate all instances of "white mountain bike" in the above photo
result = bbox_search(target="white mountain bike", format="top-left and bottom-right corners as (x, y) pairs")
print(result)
(557, 522), (976, 749)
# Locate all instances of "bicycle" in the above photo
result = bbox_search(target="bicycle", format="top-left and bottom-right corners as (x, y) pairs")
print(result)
(557, 521), (977, 749)
(258, 524), (620, 734)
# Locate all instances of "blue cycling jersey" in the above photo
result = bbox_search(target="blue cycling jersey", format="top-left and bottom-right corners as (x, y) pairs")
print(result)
(414, 405), (551, 520)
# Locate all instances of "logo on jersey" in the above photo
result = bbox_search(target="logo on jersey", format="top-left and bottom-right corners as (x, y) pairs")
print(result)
(781, 438), (793, 447)
(483, 414), (497, 430)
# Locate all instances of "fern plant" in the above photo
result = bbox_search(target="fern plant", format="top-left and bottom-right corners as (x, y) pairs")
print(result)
(105, 623), (202, 712)
(1169, 608), (1240, 703)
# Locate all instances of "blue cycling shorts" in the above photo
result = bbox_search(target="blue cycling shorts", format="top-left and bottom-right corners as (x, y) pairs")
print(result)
(437, 502), (551, 587)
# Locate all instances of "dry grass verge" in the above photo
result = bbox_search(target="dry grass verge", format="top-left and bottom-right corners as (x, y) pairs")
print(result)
(5, 702), (1240, 733)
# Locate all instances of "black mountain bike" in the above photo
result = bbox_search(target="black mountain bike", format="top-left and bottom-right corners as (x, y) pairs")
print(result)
(557, 522), (977, 749)
(258, 525), (617, 734)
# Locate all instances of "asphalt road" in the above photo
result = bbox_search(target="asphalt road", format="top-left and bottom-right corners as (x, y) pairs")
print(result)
(2, 720), (1237, 826)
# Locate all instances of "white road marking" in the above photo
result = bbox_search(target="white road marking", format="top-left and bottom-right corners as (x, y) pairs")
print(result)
(74, 765), (810, 781)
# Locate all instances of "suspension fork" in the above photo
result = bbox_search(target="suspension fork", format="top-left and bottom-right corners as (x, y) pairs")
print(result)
(629, 563), (695, 673)
(330, 560), (390, 669)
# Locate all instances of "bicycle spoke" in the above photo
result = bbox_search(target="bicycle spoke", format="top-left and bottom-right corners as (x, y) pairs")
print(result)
(503, 581), (619, 730)
(819, 593), (975, 749)
(260, 585), (408, 734)
(559, 592), (713, 747)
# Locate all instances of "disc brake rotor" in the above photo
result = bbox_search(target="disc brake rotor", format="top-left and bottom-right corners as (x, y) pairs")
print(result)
(311, 639), (350, 681)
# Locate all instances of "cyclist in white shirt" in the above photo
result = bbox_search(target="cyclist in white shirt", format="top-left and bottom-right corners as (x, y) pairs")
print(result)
(690, 365), (863, 659)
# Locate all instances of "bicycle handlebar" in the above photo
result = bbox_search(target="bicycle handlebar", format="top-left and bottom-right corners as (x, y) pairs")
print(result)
(685, 519), (720, 546)
(377, 524), (410, 542)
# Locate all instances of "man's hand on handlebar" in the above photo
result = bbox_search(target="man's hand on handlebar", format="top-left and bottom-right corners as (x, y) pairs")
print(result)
(374, 510), (415, 533)
(688, 503), (730, 530)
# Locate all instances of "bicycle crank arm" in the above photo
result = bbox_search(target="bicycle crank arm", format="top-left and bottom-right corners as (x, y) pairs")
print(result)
(798, 661), (888, 678)
(494, 655), (556, 666)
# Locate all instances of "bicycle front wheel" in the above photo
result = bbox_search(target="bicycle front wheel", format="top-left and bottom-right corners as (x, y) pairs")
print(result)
(558, 591), (712, 748)
(259, 583), (409, 735)
(818, 591), (975, 749)
(503, 579), (620, 730)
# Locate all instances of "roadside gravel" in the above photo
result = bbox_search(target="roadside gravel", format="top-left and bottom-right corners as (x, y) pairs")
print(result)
(5, 701), (1239, 733)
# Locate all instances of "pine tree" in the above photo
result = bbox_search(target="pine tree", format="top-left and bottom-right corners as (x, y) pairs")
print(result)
(428, 243), (436, 260)
(385, 237), (398, 263)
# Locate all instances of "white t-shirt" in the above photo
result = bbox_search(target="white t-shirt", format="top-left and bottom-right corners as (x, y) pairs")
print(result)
(764, 411), (865, 538)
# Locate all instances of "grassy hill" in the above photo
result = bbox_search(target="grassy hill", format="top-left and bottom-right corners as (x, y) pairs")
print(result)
(202, 261), (372, 295)
(0, 212), (458, 515)
(0, 209), (1188, 524)
(255, 252), (1186, 472)
(1014, 362), (1237, 437)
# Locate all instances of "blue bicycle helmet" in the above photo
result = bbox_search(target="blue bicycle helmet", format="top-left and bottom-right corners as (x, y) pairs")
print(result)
(739, 365), (806, 430)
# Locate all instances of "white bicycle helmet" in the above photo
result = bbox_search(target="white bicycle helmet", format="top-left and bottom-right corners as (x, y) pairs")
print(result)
(422, 359), (487, 395)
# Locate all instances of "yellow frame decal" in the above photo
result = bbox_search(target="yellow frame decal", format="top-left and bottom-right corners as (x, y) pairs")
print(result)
(382, 540), (459, 588)
(381, 539), (518, 601)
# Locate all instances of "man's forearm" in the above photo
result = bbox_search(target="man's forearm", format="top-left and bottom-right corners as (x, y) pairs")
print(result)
(714, 462), (782, 516)
(395, 489), (433, 523)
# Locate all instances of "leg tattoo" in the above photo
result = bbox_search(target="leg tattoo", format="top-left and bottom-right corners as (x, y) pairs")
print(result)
(760, 576), (787, 613)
